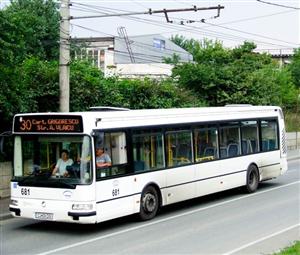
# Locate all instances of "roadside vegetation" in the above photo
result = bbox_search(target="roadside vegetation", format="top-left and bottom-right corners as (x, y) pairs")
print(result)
(272, 241), (300, 255)
(1, 0), (300, 159)
(284, 111), (300, 132)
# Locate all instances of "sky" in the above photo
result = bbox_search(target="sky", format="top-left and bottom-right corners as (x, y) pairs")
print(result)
(68, 0), (300, 53)
(1, 0), (299, 53)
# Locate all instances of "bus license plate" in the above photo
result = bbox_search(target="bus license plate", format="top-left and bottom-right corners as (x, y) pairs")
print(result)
(34, 212), (53, 220)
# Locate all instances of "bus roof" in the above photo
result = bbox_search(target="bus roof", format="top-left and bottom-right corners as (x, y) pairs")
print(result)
(13, 106), (282, 134)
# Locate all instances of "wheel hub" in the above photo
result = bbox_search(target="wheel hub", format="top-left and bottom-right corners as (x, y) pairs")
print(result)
(143, 193), (156, 213)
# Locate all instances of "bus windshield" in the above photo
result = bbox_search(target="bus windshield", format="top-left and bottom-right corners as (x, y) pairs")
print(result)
(13, 135), (92, 188)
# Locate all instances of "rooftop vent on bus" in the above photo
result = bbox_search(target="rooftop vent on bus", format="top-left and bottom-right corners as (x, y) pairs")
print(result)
(89, 106), (130, 112)
(225, 104), (253, 107)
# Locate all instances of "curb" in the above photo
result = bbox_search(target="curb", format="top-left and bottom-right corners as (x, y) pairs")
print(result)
(0, 212), (12, 221)
(288, 156), (300, 161)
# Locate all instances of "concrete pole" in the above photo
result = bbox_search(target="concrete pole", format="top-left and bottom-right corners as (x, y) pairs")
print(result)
(59, 0), (70, 112)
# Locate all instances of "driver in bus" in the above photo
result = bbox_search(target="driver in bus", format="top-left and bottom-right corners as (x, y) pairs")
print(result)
(96, 147), (112, 168)
(52, 150), (74, 177)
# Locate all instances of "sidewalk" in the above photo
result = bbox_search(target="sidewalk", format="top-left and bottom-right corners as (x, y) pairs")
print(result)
(0, 196), (10, 221)
(1, 149), (299, 221)
(287, 148), (300, 161)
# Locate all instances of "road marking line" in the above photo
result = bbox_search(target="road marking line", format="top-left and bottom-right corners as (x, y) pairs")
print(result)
(286, 169), (300, 174)
(37, 180), (300, 255)
(223, 223), (300, 255)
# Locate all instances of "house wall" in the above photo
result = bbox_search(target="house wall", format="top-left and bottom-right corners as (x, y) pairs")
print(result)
(114, 35), (193, 64)
(0, 162), (12, 198)
(105, 63), (173, 78)
(72, 35), (192, 78)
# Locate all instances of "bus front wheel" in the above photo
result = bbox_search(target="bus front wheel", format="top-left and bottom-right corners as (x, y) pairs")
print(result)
(139, 186), (159, 221)
(245, 164), (259, 193)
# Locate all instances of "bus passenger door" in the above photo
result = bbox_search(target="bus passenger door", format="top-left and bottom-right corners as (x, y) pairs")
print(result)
(94, 131), (135, 222)
(165, 130), (196, 204)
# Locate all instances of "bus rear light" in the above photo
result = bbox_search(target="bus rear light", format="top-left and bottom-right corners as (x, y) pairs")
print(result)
(72, 203), (93, 211)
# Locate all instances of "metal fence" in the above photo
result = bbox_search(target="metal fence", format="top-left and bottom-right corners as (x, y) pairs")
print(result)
(286, 132), (300, 150)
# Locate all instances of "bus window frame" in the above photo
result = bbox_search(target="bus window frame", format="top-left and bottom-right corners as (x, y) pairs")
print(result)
(93, 128), (132, 181)
(12, 133), (94, 186)
(91, 116), (281, 180)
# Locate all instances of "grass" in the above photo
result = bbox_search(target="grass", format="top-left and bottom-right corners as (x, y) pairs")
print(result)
(273, 241), (300, 255)
(284, 111), (300, 132)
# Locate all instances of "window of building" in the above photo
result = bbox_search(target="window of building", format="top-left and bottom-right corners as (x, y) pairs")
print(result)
(260, 120), (278, 151)
(194, 127), (218, 162)
(166, 130), (193, 167)
(153, 38), (165, 50)
(100, 50), (105, 69)
(241, 121), (259, 154)
(76, 48), (105, 69)
(219, 122), (241, 158)
(132, 130), (165, 172)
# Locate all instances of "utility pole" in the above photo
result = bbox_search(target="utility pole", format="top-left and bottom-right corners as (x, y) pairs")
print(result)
(59, 0), (70, 112)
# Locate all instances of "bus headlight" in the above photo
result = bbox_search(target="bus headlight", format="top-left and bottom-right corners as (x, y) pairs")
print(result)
(72, 203), (93, 211)
(10, 199), (18, 206)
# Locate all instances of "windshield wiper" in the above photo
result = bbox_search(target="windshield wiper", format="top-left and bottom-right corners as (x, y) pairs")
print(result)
(52, 180), (76, 189)
(18, 171), (51, 186)
(18, 178), (76, 189)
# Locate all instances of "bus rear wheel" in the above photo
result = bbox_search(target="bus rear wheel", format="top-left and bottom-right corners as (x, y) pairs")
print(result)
(139, 186), (159, 221)
(245, 164), (259, 193)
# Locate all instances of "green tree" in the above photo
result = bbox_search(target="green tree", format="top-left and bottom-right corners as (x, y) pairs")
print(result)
(171, 37), (293, 108)
(289, 48), (300, 89)
(0, 0), (60, 126)
(1, 0), (59, 64)
(114, 78), (204, 109)
(16, 57), (59, 113)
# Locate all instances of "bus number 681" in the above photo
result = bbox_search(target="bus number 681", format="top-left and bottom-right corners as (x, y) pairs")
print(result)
(112, 188), (119, 197)
(21, 188), (30, 196)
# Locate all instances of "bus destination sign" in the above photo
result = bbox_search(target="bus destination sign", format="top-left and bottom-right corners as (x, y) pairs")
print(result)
(14, 115), (83, 133)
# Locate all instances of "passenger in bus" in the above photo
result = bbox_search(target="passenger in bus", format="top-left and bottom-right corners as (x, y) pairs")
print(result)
(52, 150), (74, 176)
(96, 147), (112, 168)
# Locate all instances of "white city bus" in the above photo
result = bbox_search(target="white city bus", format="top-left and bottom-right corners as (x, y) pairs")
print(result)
(9, 106), (287, 224)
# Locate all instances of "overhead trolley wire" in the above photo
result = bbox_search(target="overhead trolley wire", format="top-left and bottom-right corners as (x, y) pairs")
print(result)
(72, 24), (188, 61)
(256, 0), (300, 10)
(70, 2), (298, 48)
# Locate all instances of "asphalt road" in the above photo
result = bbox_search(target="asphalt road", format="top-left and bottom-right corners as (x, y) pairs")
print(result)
(1, 159), (299, 255)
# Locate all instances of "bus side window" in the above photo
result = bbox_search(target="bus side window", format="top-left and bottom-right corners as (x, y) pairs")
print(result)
(219, 122), (241, 159)
(241, 121), (259, 154)
(260, 120), (278, 151)
(194, 127), (218, 162)
(166, 130), (193, 167)
(132, 130), (165, 172)
(95, 131), (128, 179)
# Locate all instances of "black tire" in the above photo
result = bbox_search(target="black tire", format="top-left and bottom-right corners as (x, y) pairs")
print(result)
(139, 186), (159, 221)
(245, 164), (259, 193)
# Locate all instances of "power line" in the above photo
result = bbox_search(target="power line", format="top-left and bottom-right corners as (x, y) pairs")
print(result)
(202, 20), (300, 47)
(72, 24), (189, 61)
(256, 0), (300, 10)
(71, 23), (228, 59)
(71, 3), (298, 48)
(130, 0), (149, 9)
(130, 11), (291, 42)
(70, 5), (224, 20)
(75, 3), (294, 39)
(145, 9), (299, 46)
